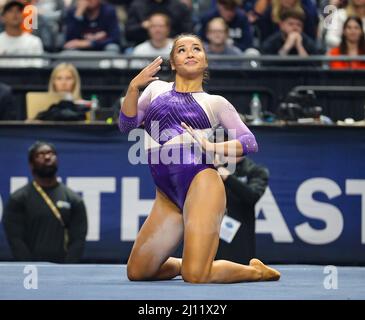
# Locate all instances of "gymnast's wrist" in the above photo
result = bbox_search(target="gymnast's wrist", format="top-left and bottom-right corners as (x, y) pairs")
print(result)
(204, 140), (214, 152)
(128, 83), (140, 92)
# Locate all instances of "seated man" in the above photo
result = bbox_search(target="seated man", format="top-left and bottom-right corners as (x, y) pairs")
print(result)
(3, 141), (88, 263)
(204, 17), (260, 68)
(0, 0), (44, 67)
(256, 0), (319, 42)
(0, 0), (56, 52)
(63, 0), (121, 52)
(130, 13), (173, 68)
(261, 8), (319, 57)
(205, 17), (242, 55)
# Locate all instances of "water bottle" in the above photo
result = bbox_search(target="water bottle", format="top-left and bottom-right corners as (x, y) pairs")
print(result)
(250, 93), (263, 124)
(90, 94), (99, 122)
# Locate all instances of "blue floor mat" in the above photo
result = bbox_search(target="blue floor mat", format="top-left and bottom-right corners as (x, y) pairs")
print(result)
(0, 263), (364, 300)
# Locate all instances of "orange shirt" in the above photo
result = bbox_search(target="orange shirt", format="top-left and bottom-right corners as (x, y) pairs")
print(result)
(328, 47), (365, 70)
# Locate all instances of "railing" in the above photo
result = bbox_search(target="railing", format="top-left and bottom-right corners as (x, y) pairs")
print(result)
(292, 85), (365, 94)
(1, 55), (365, 121)
(1, 54), (365, 69)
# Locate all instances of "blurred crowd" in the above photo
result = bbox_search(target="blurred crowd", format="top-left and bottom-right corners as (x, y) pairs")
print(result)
(1, 0), (365, 122)
(0, 0), (364, 68)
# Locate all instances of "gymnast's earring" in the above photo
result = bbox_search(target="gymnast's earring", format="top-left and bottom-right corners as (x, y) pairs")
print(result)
(170, 57), (176, 71)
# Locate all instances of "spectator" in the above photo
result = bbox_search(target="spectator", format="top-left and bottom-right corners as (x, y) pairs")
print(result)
(325, 0), (365, 48)
(130, 12), (173, 68)
(261, 8), (319, 56)
(198, 0), (254, 51)
(0, 0), (56, 51)
(125, 0), (192, 46)
(0, 0), (44, 67)
(63, 0), (121, 52)
(0, 82), (18, 120)
(204, 17), (259, 68)
(215, 156), (269, 264)
(48, 62), (82, 100)
(328, 16), (365, 68)
(34, 63), (89, 121)
(256, 0), (319, 42)
(3, 141), (88, 263)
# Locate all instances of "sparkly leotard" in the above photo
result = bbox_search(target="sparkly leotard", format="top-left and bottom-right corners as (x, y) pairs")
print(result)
(119, 81), (258, 211)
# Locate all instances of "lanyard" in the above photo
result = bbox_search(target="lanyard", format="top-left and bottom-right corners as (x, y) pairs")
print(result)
(32, 181), (68, 251)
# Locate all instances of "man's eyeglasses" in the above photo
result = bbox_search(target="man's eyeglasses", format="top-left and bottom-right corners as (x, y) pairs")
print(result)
(34, 151), (56, 158)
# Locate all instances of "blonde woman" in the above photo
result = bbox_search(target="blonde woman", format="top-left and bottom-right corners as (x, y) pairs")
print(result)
(325, 0), (365, 48)
(34, 62), (88, 121)
(48, 63), (82, 101)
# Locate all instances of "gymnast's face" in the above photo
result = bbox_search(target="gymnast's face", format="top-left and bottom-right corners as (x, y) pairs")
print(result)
(170, 36), (208, 79)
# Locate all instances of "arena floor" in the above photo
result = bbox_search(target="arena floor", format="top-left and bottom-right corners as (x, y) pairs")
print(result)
(0, 263), (364, 300)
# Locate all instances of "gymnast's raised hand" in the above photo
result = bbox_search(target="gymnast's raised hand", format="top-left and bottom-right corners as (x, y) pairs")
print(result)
(121, 56), (163, 117)
(130, 56), (163, 90)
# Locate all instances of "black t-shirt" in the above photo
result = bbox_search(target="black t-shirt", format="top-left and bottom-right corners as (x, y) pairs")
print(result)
(3, 182), (87, 263)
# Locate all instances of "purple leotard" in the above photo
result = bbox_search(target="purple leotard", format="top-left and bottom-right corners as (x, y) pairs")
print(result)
(119, 81), (258, 211)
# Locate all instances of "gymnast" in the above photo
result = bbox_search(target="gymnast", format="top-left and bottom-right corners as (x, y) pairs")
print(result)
(119, 34), (280, 283)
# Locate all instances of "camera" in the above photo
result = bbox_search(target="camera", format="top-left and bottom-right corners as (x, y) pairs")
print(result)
(278, 90), (322, 121)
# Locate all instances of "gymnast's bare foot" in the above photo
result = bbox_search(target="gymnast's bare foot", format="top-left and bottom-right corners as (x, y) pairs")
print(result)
(249, 258), (281, 281)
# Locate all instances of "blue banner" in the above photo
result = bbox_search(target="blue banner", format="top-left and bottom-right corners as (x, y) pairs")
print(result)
(0, 125), (364, 264)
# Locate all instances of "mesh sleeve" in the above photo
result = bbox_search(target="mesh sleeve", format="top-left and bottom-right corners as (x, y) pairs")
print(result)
(118, 80), (156, 133)
(215, 96), (258, 155)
